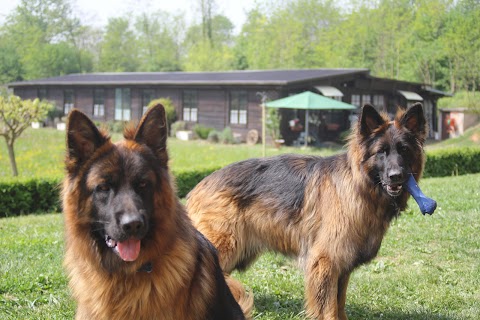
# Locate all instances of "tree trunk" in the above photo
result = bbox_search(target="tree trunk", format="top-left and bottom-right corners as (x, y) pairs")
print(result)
(6, 142), (18, 177)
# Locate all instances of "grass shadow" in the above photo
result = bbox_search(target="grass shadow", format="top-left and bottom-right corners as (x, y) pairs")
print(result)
(252, 295), (457, 320)
(347, 303), (457, 320)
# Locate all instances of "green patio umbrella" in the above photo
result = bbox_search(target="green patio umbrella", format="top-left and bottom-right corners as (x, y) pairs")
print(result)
(265, 91), (356, 147)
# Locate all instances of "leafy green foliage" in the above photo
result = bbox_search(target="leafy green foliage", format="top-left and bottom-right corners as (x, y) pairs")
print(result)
(0, 0), (92, 80)
(173, 167), (219, 198)
(0, 36), (23, 84)
(438, 91), (480, 114)
(134, 11), (183, 71)
(0, 178), (61, 217)
(424, 147), (480, 177)
(220, 126), (235, 144)
(193, 124), (215, 140)
(98, 17), (138, 72)
(266, 107), (282, 141)
(0, 95), (53, 176)
(170, 121), (187, 138)
(207, 130), (221, 143)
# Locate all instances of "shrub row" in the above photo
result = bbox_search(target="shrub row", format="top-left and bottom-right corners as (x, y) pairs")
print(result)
(1, 147), (479, 217)
(173, 167), (220, 199)
(0, 167), (220, 218)
(0, 178), (62, 217)
(423, 147), (480, 178)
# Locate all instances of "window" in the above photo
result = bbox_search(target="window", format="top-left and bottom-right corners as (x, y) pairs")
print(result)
(230, 91), (248, 125)
(115, 88), (131, 121)
(373, 95), (385, 111)
(362, 94), (371, 105)
(64, 90), (74, 115)
(142, 89), (155, 115)
(351, 94), (361, 107)
(93, 89), (105, 118)
(183, 90), (198, 122)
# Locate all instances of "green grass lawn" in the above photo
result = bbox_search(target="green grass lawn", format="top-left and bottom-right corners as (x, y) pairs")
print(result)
(0, 128), (341, 180)
(2, 124), (479, 180)
(1, 173), (479, 319)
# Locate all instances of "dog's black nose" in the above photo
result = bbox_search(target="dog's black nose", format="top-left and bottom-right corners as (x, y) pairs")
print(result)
(120, 214), (144, 235)
(388, 170), (403, 183)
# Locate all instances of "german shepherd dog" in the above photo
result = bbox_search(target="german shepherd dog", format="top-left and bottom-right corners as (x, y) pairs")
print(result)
(186, 103), (427, 319)
(62, 104), (252, 320)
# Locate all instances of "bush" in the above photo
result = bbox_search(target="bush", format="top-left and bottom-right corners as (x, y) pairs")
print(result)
(207, 130), (221, 143)
(173, 167), (220, 198)
(266, 108), (282, 141)
(220, 127), (235, 144)
(193, 124), (215, 140)
(423, 147), (480, 178)
(171, 121), (186, 138)
(0, 167), (220, 217)
(0, 178), (61, 217)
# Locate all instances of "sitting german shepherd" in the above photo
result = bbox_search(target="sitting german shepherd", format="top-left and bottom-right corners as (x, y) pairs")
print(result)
(187, 104), (427, 319)
(62, 104), (252, 320)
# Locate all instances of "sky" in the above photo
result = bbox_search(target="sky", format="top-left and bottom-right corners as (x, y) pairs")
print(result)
(0, 0), (258, 33)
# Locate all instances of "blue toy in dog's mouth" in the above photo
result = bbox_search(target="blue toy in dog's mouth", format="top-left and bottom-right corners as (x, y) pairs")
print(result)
(404, 173), (437, 215)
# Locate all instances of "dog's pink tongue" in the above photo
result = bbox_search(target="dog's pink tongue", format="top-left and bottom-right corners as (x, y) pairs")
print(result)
(116, 239), (141, 262)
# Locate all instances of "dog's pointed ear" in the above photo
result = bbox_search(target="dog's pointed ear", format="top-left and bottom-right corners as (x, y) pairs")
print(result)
(400, 102), (426, 135)
(134, 104), (168, 167)
(66, 109), (108, 171)
(359, 104), (385, 137)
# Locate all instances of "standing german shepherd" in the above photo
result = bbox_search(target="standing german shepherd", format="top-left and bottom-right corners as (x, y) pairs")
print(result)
(187, 103), (427, 319)
(62, 104), (252, 320)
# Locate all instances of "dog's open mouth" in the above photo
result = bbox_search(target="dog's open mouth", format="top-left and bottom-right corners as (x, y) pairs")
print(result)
(384, 183), (403, 197)
(105, 235), (141, 262)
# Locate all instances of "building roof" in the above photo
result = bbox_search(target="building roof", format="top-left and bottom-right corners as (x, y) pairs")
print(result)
(8, 69), (370, 87)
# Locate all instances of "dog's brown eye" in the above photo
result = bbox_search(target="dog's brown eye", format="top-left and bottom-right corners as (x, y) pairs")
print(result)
(96, 184), (110, 192)
(138, 181), (148, 189)
(399, 145), (409, 153)
(377, 146), (389, 155)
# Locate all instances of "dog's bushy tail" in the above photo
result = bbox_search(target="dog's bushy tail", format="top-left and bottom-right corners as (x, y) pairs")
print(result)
(225, 275), (254, 319)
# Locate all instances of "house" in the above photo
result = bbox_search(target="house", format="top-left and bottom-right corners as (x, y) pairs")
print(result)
(8, 69), (448, 145)
(439, 108), (479, 140)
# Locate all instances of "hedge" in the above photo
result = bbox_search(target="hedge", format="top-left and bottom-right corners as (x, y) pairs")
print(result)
(173, 167), (220, 199)
(0, 178), (61, 217)
(0, 167), (220, 218)
(423, 147), (480, 178)
(1, 147), (479, 217)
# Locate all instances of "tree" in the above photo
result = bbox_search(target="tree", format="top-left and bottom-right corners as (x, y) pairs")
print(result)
(236, 0), (341, 70)
(98, 17), (138, 72)
(3, 0), (92, 79)
(134, 11), (184, 71)
(441, 0), (480, 92)
(183, 15), (235, 71)
(0, 35), (23, 84)
(0, 94), (52, 176)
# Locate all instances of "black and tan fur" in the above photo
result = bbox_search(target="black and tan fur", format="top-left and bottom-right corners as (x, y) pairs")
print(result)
(186, 104), (427, 319)
(62, 104), (252, 320)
